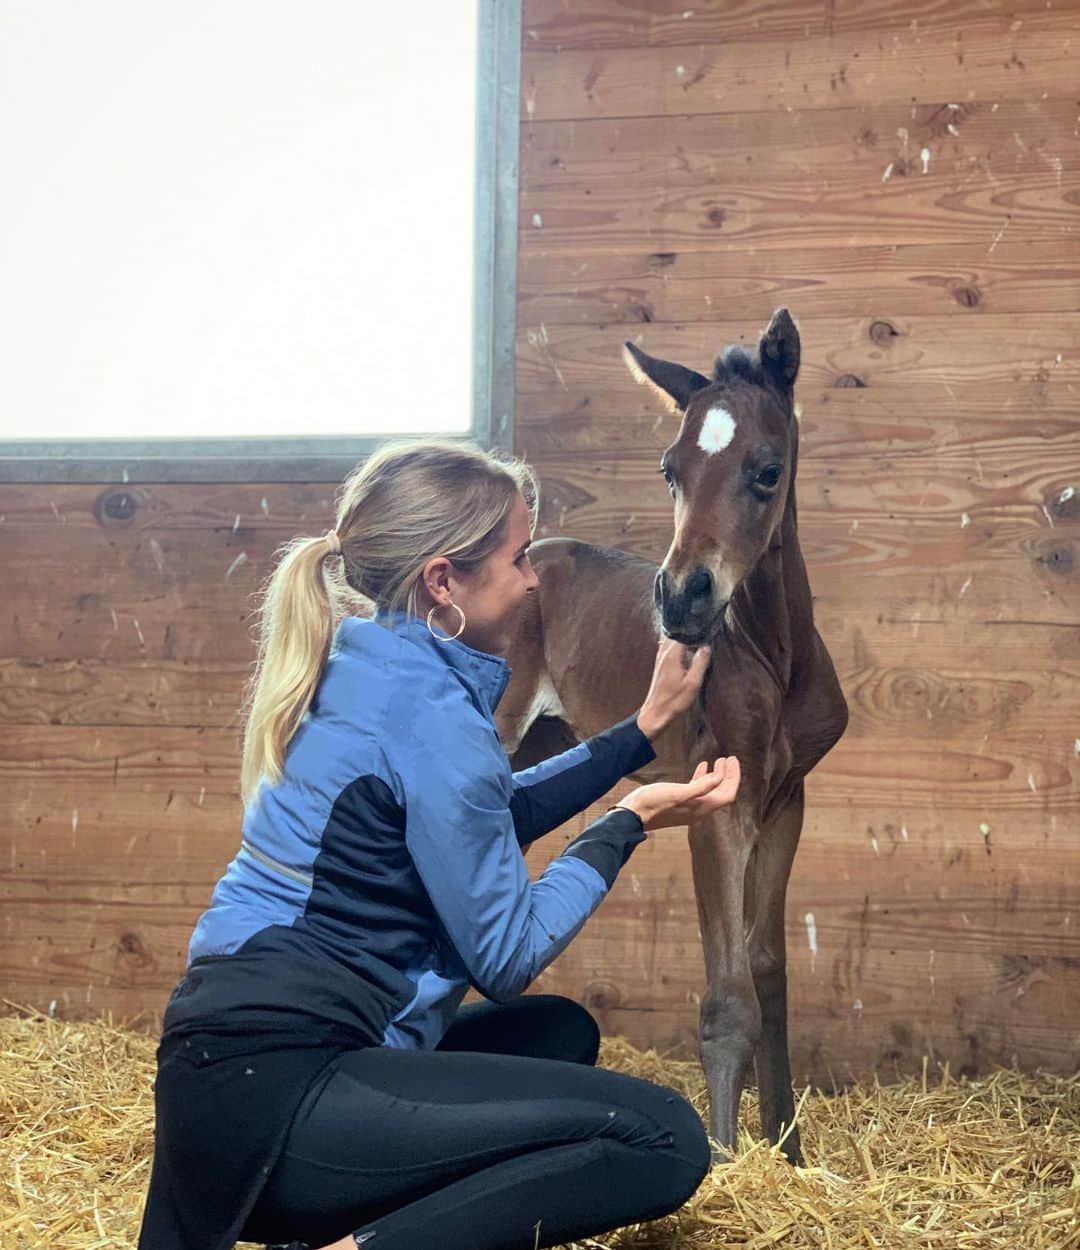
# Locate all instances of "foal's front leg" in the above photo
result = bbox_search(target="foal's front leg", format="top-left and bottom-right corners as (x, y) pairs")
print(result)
(688, 805), (759, 1156)
(746, 787), (804, 1165)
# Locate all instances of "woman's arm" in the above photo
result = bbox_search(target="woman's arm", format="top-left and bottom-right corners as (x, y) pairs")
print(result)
(508, 638), (712, 847)
(403, 712), (646, 1003)
(508, 714), (655, 847)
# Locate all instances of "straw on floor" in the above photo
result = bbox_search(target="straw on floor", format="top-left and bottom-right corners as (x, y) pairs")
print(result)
(1, 1007), (1077, 1249)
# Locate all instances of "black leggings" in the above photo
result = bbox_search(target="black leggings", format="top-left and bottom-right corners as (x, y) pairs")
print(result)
(241, 995), (710, 1250)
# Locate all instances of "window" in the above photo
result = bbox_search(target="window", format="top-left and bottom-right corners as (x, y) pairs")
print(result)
(0, 0), (519, 482)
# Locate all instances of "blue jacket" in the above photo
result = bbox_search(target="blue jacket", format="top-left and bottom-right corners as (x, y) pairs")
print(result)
(184, 610), (655, 1051)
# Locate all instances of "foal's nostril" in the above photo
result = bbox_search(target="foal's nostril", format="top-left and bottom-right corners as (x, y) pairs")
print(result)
(686, 567), (713, 601)
(653, 570), (667, 609)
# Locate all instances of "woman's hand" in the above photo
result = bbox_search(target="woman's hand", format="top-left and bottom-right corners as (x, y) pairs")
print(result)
(636, 637), (712, 741)
(615, 757), (741, 831)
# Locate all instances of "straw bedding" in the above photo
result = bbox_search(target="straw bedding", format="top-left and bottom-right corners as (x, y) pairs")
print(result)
(1, 1007), (1077, 1249)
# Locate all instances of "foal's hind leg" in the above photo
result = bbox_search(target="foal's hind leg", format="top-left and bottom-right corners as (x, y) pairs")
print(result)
(746, 787), (804, 1165)
(689, 807), (759, 1157)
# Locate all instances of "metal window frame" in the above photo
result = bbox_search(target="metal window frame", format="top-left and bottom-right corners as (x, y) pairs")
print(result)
(0, 0), (520, 485)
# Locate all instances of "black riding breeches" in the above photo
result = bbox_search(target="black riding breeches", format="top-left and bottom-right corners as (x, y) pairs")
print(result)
(240, 994), (711, 1250)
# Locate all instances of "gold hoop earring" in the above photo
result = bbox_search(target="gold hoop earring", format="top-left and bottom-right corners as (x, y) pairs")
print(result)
(426, 602), (466, 642)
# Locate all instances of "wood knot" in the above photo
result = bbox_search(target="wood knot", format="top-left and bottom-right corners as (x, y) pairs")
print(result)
(117, 930), (156, 969)
(835, 373), (867, 388)
(582, 980), (622, 1010)
(705, 207), (727, 228)
(1038, 543), (1074, 576)
(647, 252), (677, 269)
(96, 489), (138, 524)
(952, 284), (981, 308)
(869, 320), (900, 345)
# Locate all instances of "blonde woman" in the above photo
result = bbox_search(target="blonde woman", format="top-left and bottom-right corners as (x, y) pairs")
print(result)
(138, 441), (741, 1250)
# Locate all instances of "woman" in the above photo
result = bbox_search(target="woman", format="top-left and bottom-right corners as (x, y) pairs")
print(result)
(138, 441), (741, 1250)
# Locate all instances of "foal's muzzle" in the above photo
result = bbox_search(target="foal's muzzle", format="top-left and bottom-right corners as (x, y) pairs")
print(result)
(654, 566), (723, 644)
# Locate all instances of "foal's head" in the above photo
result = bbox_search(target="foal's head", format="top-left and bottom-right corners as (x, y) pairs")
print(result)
(624, 307), (801, 646)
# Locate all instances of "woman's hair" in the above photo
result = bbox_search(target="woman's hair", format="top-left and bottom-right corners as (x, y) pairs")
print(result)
(239, 440), (538, 803)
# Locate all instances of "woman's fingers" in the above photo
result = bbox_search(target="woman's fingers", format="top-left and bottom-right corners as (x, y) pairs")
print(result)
(708, 757), (740, 805)
(685, 757), (740, 807)
(712, 756), (741, 804)
(685, 756), (736, 785)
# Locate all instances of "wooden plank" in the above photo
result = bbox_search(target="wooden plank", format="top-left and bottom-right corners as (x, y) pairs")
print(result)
(522, 0), (1069, 51)
(516, 314), (1080, 397)
(6, 776), (239, 885)
(533, 947), (1080, 1078)
(518, 239), (1080, 324)
(522, 100), (1077, 189)
(0, 523), (274, 662)
(0, 481), (356, 661)
(521, 167), (1077, 254)
(837, 665), (1080, 753)
(521, 438), (1078, 558)
(0, 723), (238, 783)
(517, 384), (1079, 452)
(522, 397), (1080, 496)
(0, 480), (336, 531)
(521, 24), (1080, 121)
(0, 658), (246, 728)
(0, 895), (199, 1020)
(821, 617), (1080, 676)
(809, 743), (1079, 816)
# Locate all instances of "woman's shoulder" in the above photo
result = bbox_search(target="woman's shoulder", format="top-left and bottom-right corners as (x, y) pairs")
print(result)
(326, 618), (499, 753)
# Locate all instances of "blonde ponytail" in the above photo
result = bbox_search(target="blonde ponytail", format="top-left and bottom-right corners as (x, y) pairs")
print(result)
(240, 534), (343, 803)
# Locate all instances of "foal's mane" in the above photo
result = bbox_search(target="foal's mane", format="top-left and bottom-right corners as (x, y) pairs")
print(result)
(712, 344), (768, 389)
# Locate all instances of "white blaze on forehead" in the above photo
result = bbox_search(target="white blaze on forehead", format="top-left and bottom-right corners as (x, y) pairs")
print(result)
(697, 405), (737, 455)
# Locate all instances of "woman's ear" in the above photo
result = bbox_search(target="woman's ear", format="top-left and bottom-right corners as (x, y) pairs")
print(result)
(420, 555), (454, 606)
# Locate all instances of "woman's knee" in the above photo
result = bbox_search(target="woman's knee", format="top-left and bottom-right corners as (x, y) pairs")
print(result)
(553, 996), (600, 1065)
(663, 1092), (711, 1197)
(522, 994), (600, 1065)
(619, 1080), (710, 1199)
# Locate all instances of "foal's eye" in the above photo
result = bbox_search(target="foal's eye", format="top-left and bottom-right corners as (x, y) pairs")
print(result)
(659, 465), (675, 493)
(755, 464), (783, 490)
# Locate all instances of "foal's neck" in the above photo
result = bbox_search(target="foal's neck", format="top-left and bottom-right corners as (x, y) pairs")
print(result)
(725, 485), (814, 693)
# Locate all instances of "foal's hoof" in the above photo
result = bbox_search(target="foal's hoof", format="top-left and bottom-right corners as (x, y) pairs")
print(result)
(707, 1139), (803, 1167)
(777, 1132), (804, 1167)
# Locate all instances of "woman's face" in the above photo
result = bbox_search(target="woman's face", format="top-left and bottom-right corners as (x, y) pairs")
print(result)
(423, 492), (539, 656)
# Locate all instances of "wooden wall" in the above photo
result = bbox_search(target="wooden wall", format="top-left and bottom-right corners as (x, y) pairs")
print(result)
(512, 0), (1080, 1083)
(1, 0), (1077, 1086)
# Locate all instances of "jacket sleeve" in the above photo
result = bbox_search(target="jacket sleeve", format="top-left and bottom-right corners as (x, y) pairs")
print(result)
(399, 695), (646, 1004)
(509, 713), (656, 847)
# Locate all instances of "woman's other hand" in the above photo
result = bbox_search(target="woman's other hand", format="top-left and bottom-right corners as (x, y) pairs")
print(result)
(636, 638), (712, 741)
(615, 757), (741, 831)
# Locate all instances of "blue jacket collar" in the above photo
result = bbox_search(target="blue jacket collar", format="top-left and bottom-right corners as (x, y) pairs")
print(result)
(339, 610), (511, 718)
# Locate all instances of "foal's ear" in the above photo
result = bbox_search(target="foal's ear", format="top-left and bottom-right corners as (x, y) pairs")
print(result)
(759, 307), (801, 389)
(623, 341), (711, 413)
